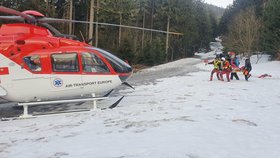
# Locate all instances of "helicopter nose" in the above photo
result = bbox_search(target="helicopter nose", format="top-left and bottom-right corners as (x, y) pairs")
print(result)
(109, 59), (133, 82)
(117, 65), (133, 82)
(92, 48), (133, 82)
(109, 60), (133, 82)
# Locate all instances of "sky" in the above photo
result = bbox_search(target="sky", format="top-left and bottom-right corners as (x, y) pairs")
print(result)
(204, 0), (234, 8)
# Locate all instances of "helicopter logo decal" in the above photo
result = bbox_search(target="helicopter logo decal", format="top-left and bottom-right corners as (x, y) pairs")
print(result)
(53, 78), (63, 87)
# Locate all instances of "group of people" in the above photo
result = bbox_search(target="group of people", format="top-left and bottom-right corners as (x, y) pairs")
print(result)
(207, 52), (252, 82)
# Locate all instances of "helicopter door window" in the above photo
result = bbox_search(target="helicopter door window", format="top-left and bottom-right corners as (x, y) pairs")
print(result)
(51, 53), (79, 72)
(23, 55), (42, 72)
(81, 52), (110, 73)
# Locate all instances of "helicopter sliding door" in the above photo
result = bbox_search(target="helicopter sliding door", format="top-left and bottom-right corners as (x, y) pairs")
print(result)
(50, 53), (83, 97)
(81, 52), (110, 73)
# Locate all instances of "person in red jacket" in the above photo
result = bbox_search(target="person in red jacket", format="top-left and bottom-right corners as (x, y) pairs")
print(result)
(220, 57), (232, 82)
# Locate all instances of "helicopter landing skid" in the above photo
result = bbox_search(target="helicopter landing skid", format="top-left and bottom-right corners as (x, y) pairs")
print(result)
(1, 96), (124, 121)
(2, 95), (124, 120)
(17, 95), (107, 118)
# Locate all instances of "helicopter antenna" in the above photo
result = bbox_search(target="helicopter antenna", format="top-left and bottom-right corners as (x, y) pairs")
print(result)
(79, 30), (85, 42)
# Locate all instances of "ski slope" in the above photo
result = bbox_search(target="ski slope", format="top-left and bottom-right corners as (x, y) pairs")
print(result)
(0, 53), (280, 158)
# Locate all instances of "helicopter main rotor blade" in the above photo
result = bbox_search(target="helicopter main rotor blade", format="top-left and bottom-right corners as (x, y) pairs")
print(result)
(0, 15), (24, 21)
(0, 6), (182, 35)
(39, 17), (183, 35)
(0, 6), (35, 23)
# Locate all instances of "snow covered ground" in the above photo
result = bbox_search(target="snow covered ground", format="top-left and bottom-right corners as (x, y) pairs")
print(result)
(0, 53), (280, 158)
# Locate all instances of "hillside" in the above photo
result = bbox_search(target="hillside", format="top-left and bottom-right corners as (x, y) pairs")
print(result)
(205, 3), (225, 19)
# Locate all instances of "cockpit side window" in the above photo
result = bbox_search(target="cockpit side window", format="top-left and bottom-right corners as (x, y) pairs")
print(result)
(81, 52), (110, 73)
(23, 55), (42, 72)
(51, 53), (79, 72)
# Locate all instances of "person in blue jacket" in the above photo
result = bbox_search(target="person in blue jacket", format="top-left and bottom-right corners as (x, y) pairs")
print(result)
(230, 55), (240, 80)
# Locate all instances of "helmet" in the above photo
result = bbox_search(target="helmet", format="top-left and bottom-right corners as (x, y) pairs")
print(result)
(221, 57), (225, 61)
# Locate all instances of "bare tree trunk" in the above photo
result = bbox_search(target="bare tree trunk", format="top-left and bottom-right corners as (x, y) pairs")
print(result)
(95, 0), (99, 47)
(133, 14), (140, 55)
(150, 0), (154, 42)
(45, 0), (49, 16)
(89, 0), (95, 45)
(165, 15), (170, 62)
(69, 0), (73, 34)
(141, 4), (146, 51)
(119, 12), (122, 47)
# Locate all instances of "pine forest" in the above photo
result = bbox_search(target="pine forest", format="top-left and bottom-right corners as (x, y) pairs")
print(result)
(1, 0), (279, 65)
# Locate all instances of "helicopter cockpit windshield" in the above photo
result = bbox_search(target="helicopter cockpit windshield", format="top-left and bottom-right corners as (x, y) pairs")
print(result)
(87, 47), (133, 82)
(88, 47), (132, 73)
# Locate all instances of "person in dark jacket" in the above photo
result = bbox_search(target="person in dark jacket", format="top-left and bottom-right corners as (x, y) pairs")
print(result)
(243, 58), (252, 81)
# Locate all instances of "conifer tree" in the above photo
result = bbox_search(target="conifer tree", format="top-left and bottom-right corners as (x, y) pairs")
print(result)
(263, 0), (280, 58)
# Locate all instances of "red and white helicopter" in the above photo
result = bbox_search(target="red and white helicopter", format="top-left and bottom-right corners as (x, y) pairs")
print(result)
(0, 6), (180, 118)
